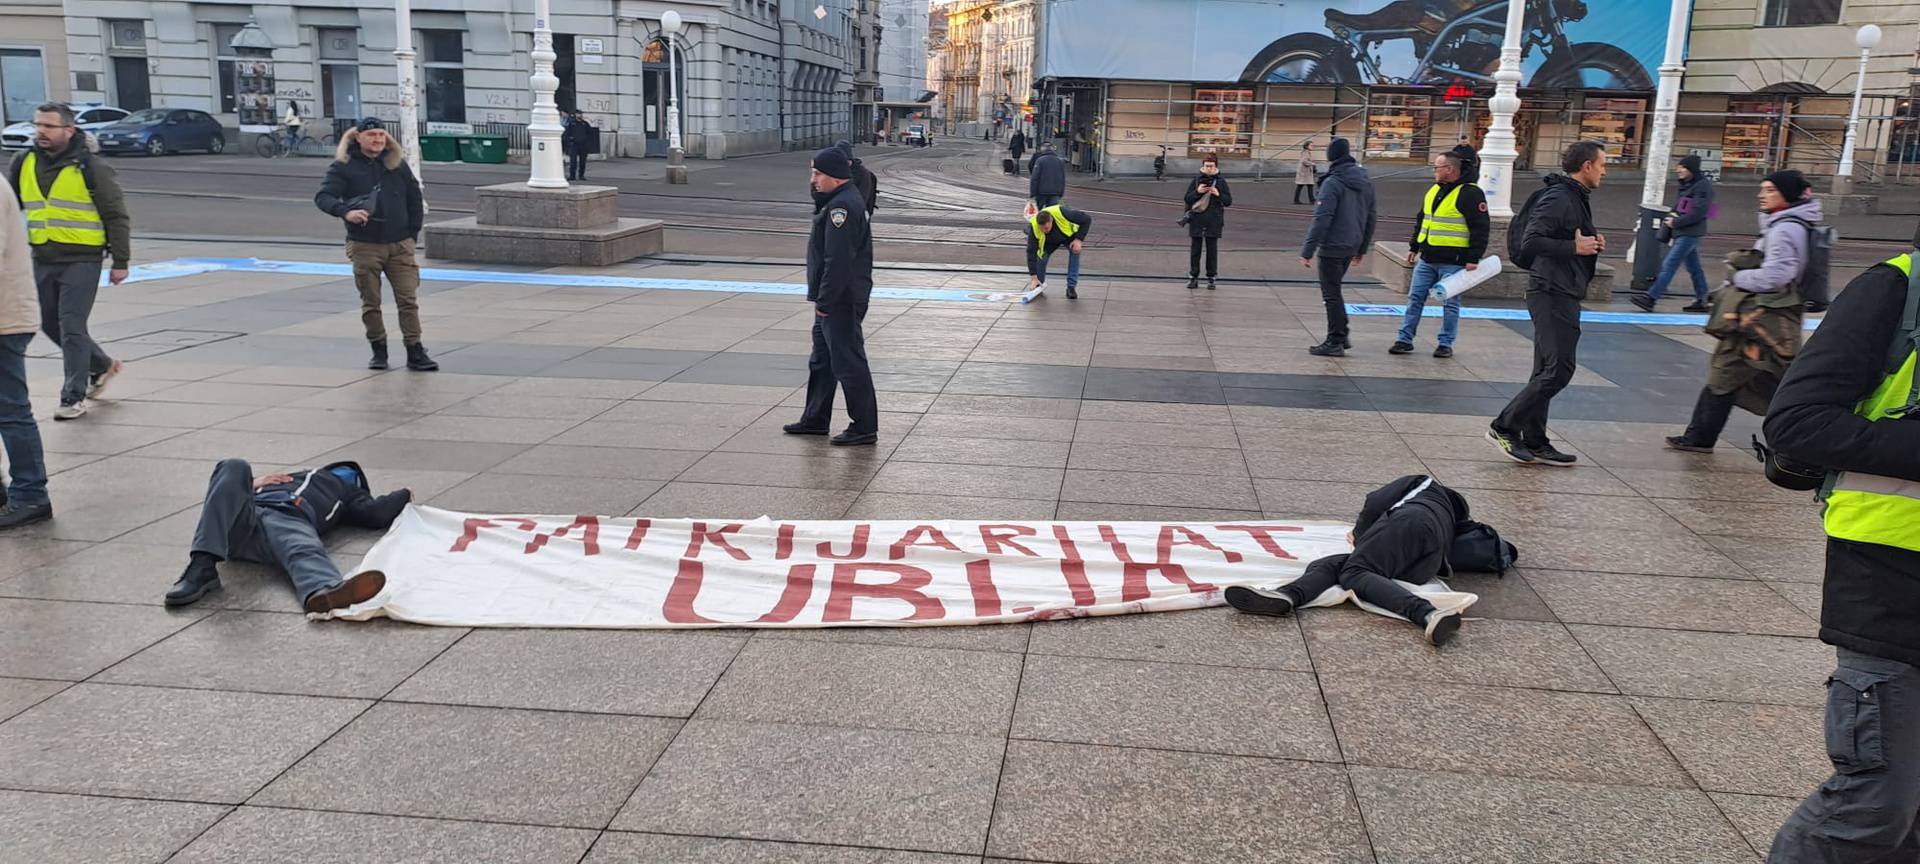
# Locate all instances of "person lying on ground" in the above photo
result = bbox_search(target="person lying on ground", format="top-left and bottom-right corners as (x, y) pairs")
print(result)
(1225, 474), (1474, 646)
(165, 458), (409, 613)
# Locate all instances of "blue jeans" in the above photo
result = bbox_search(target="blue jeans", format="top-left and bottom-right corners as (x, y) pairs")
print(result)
(1035, 248), (1081, 289)
(0, 333), (49, 507)
(1647, 234), (1709, 303)
(1396, 260), (1463, 347)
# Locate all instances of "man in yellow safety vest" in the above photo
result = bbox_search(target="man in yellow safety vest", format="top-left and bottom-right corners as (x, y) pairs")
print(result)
(1763, 228), (1920, 861)
(1026, 203), (1093, 301)
(1395, 143), (1489, 359)
(8, 102), (131, 421)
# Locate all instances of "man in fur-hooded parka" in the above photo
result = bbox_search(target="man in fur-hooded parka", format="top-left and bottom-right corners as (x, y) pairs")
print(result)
(313, 118), (436, 371)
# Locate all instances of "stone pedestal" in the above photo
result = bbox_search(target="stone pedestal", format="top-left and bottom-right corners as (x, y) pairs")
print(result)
(1371, 241), (1614, 303)
(426, 183), (663, 266)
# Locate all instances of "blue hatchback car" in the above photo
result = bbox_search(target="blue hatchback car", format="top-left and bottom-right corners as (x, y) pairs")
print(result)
(93, 108), (228, 156)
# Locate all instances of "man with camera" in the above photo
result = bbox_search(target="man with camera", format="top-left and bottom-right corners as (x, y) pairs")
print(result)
(315, 118), (436, 372)
(1763, 225), (1920, 862)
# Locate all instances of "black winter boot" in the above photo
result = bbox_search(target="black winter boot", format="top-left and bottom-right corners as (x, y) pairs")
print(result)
(368, 341), (389, 370)
(1186, 276), (1199, 290)
(165, 552), (222, 607)
(405, 343), (439, 372)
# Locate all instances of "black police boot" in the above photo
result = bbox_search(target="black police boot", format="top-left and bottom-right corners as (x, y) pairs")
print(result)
(368, 341), (389, 370)
(405, 343), (439, 372)
(165, 552), (222, 607)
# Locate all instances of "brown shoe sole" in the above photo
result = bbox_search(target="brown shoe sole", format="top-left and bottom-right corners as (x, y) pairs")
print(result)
(304, 569), (387, 614)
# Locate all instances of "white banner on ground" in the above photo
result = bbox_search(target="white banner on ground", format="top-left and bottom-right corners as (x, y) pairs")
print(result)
(329, 507), (1477, 628)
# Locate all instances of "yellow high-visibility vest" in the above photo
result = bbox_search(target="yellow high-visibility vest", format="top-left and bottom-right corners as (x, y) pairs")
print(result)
(17, 152), (106, 247)
(1030, 205), (1080, 243)
(1417, 183), (1471, 248)
(1822, 252), (1920, 553)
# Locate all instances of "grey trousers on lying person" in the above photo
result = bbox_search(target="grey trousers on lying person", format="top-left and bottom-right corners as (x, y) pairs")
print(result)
(190, 458), (346, 604)
(1770, 647), (1920, 863)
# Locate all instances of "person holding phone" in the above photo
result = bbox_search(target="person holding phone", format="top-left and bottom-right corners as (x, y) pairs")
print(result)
(1181, 154), (1232, 290)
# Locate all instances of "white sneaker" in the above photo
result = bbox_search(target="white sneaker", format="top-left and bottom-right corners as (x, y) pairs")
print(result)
(87, 360), (124, 400)
(53, 402), (87, 421)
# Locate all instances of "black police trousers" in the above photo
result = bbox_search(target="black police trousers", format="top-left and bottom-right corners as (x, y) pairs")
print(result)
(801, 302), (878, 434)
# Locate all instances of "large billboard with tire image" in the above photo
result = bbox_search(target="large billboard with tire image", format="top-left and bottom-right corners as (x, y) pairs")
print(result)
(1042, 0), (1660, 90)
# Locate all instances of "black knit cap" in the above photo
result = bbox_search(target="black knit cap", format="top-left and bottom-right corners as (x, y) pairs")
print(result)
(812, 146), (853, 180)
(1679, 153), (1702, 174)
(1765, 169), (1811, 203)
(356, 117), (386, 133)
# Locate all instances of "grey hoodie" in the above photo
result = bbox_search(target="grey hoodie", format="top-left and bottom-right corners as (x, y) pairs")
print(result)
(1731, 197), (1823, 294)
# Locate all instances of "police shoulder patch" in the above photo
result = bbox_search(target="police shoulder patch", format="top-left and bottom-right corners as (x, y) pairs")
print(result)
(1479, 202), (1488, 212)
(830, 207), (849, 227)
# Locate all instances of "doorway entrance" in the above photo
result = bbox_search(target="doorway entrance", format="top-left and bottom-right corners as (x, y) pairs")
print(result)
(112, 56), (150, 111)
(640, 38), (682, 157)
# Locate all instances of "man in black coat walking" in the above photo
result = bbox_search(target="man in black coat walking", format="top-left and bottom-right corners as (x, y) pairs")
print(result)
(1489, 140), (1608, 467)
(785, 147), (879, 446)
(314, 118), (436, 372)
(1029, 145), (1066, 209)
(561, 111), (594, 181)
(1008, 129), (1027, 176)
(1761, 230), (1920, 863)
(1300, 138), (1377, 356)
(163, 458), (410, 613)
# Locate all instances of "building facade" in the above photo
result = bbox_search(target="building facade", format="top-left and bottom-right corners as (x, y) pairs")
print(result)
(936, 0), (988, 133)
(54, 0), (856, 159)
(1032, 0), (1920, 181)
(875, 0), (926, 103)
(0, 0), (72, 124)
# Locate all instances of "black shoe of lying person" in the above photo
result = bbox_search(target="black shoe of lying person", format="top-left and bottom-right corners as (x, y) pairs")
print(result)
(166, 554), (222, 607)
(1224, 585), (1295, 617)
(1424, 608), (1462, 647)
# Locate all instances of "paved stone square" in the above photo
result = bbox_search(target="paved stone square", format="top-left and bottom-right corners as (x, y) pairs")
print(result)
(0, 235), (1827, 862)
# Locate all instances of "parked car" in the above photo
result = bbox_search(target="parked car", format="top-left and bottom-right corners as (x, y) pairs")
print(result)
(94, 109), (227, 156)
(901, 124), (928, 147)
(1, 104), (130, 150)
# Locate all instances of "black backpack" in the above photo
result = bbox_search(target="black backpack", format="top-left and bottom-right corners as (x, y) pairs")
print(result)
(1506, 185), (1553, 271)
(1777, 215), (1835, 306)
(851, 158), (878, 215)
(1449, 520), (1519, 576)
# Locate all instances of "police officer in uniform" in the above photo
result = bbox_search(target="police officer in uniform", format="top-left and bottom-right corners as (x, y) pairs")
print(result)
(1763, 226), (1920, 862)
(784, 147), (879, 446)
(1027, 203), (1093, 300)
(1394, 144), (1487, 358)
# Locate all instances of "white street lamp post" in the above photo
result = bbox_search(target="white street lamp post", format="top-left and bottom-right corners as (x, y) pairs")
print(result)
(1835, 23), (1882, 195)
(1638, 0), (1692, 210)
(1479, 0), (1527, 220)
(1629, 0), (1692, 290)
(662, 10), (688, 184)
(394, 0), (422, 187)
(526, 0), (566, 187)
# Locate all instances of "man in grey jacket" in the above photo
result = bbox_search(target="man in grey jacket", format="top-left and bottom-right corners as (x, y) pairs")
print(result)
(1300, 138), (1377, 357)
(1634, 153), (1715, 313)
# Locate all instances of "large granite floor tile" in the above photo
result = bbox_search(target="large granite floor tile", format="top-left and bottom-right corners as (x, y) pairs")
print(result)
(1012, 654), (1339, 761)
(1424, 458), (1639, 497)
(698, 640), (1020, 736)
(1527, 569), (1816, 636)
(988, 740), (1372, 864)
(1633, 696), (1829, 798)
(490, 443), (707, 480)
(1243, 449), (1430, 483)
(1077, 399), (1234, 425)
(1770, 581), (1823, 620)
(908, 412), (1077, 441)
(0, 683), (364, 803)
(169, 806), (598, 863)
(311, 437), (529, 473)
(1465, 489), (1687, 534)
(1324, 675), (1688, 787)
(890, 433), (1072, 469)
(867, 461), (1064, 500)
(1609, 467), (1816, 504)
(1443, 569), (1557, 621)
(0, 598), (204, 679)
(927, 393), (1081, 419)
(1351, 767), (1756, 863)
(431, 472), (666, 514)
(844, 491), (1057, 520)
(1060, 468), (1259, 510)
(1655, 499), (1825, 541)
(253, 702), (678, 827)
(1300, 612), (1614, 692)
(679, 451), (882, 490)
(0, 677), (67, 722)
(1504, 527), (1745, 579)
(0, 789), (229, 864)
(1710, 792), (1802, 859)
(635, 482), (858, 519)
(94, 611), (464, 698)
(1072, 419), (1242, 449)
(1569, 625), (1832, 706)
(1251, 478), (1380, 519)
(0, 541), (185, 605)
(754, 622), (1032, 654)
(1067, 442), (1248, 476)
(1051, 501), (1264, 521)
(1027, 606), (1312, 671)
(390, 629), (742, 716)
(586, 833), (977, 863)
(614, 719), (1002, 854)
(1703, 534), (1828, 583)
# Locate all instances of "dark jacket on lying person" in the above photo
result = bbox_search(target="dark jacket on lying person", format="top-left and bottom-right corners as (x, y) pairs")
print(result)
(1352, 473), (1472, 581)
(251, 460), (411, 535)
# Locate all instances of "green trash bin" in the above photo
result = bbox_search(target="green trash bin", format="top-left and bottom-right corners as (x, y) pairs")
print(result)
(458, 134), (509, 164)
(419, 134), (460, 162)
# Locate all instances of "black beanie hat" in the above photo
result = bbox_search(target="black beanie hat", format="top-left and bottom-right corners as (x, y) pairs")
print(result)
(1679, 153), (1702, 174)
(812, 147), (853, 180)
(1326, 137), (1352, 163)
(356, 117), (386, 133)
(1765, 169), (1811, 203)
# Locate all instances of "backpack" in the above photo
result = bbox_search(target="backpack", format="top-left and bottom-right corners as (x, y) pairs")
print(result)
(1448, 520), (1519, 576)
(1506, 185), (1553, 271)
(851, 158), (878, 215)
(1777, 216), (1835, 306)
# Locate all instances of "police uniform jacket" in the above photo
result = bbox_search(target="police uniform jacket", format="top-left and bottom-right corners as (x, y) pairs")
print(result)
(806, 181), (874, 312)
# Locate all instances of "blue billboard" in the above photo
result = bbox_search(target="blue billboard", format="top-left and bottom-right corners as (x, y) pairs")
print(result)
(1041, 0), (1672, 90)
